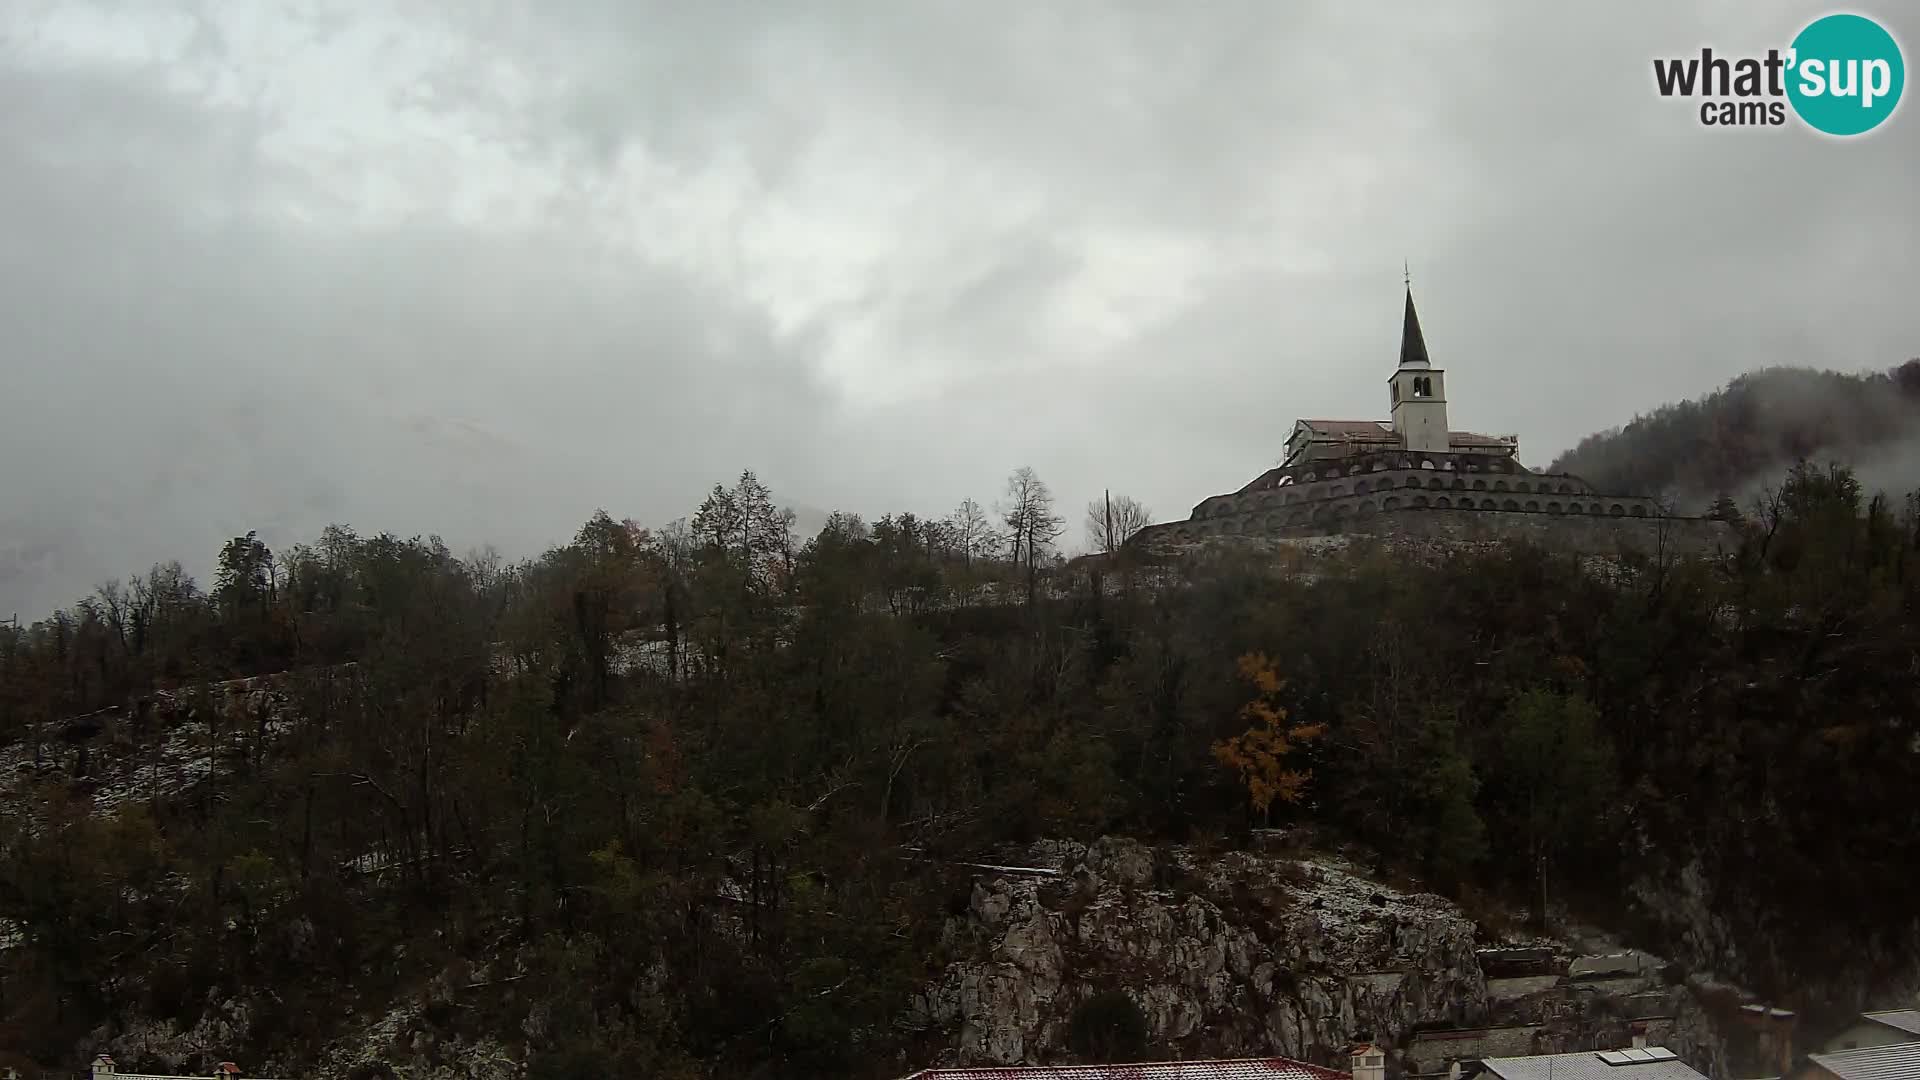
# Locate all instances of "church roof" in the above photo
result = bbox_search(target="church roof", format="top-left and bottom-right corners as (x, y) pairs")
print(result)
(1296, 419), (1397, 439)
(1448, 431), (1516, 448)
(1400, 286), (1431, 368)
(1290, 420), (1511, 449)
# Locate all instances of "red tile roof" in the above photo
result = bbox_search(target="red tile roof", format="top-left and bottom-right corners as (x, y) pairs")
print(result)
(903, 1059), (1353, 1080)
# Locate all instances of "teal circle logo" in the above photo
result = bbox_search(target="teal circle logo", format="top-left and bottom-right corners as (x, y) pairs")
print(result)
(1787, 13), (1905, 136)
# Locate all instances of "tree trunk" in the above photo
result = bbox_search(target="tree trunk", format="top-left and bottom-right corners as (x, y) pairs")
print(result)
(300, 781), (315, 882)
(1532, 851), (1551, 933)
(665, 588), (680, 685)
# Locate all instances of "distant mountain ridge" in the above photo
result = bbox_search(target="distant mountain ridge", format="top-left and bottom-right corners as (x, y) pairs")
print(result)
(1548, 361), (1920, 509)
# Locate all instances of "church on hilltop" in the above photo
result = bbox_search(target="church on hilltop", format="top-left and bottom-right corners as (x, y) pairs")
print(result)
(1128, 285), (1727, 554)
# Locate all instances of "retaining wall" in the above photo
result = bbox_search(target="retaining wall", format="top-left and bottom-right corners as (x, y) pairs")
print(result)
(1136, 504), (1733, 558)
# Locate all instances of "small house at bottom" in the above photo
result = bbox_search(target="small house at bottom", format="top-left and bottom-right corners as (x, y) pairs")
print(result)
(1819, 1010), (1920, 1054)
(1790, 1041), (1920, 1080)
(1479, 1048), (1708, 1080)
(898, 1045), (1371, 1080)
(90, 1056), (281, 1079)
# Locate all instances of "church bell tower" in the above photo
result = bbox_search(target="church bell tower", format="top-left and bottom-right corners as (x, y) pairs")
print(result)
(1388, 283), (1449, 453)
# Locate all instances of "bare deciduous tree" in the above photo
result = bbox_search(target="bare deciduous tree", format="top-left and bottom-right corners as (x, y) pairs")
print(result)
(948, 497), (1000, 570)
(999, 467), (1064, 606)
(1085, 492), (1153, 554)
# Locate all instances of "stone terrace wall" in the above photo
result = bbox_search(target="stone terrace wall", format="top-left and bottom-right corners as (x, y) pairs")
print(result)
(1356, 507), (1733, 555)
(1191, 465), (1626, 526)
(1134, 503), (1733, 558)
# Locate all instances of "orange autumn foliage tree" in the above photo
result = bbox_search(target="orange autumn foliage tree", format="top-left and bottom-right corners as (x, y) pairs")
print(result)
(1212, 652), (1326, 822)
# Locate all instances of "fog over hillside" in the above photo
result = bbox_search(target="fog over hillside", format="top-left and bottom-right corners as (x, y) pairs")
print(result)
(1548, 363), (1920, 513)
(0, 395), (842, 618)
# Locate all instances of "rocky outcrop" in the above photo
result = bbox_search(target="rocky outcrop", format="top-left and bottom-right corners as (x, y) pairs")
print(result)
(88, 996), (259, 1075)
(88, 960), (528, 1080)
(902, 838), (1767, 1076)
(904, 838), (1492, 1069)
(66, 835), (1802, 1078)
(0, 667), (322, 825)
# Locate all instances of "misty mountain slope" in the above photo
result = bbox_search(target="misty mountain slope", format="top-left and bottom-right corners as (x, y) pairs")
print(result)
(1548, 361), (1920, 507)
(0, 398), (557, 619)
(0, 389), (838, 619)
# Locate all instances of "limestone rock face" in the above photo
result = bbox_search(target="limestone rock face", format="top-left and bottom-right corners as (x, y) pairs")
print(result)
(904, 837), (1792, 1074)
(77, 834), (1860, 1079)
(91, 995), (257, 1075)
(92, 994), (525, 1080)
(904, 838), (1490, 1068)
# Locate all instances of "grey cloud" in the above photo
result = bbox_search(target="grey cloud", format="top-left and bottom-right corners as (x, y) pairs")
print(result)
(3, 0), (1919, 617)
(0, 39), (840, 616)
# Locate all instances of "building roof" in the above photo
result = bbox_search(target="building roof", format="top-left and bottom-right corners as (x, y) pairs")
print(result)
(1287, 420), (1512, 450)
(1401, 286), (1431, 369)
(87, 1055), (278, 1080)
(1809, 1041), (1920, 1080)
(1295, 420), (1398, 440)
(1865, 1012), (1920, 1039)
(1446, 431), (1518, 449)
(1481, 1048), (1705, 1080)
(900, 1059), (1353, 1080)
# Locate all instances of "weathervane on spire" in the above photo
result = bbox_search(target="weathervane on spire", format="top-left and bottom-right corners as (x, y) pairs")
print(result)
(1404, 260), (1411, 288)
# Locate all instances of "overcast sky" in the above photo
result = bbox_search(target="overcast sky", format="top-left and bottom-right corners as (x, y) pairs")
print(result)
(2, 1), (1917, 617)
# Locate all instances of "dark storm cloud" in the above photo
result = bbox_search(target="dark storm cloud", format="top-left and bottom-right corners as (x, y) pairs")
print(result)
(3, 0), (1917, 616)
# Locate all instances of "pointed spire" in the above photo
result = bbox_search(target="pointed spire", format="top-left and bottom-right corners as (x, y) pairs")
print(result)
(1399, 284), (1431, 368)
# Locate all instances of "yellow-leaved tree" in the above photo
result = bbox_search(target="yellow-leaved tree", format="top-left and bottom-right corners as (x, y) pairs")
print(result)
(1212, 652), (1326, 824)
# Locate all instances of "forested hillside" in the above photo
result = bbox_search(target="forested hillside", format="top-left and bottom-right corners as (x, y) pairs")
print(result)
(2, 462), (1918, 1078)
(1549, 361), (1920, 505)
